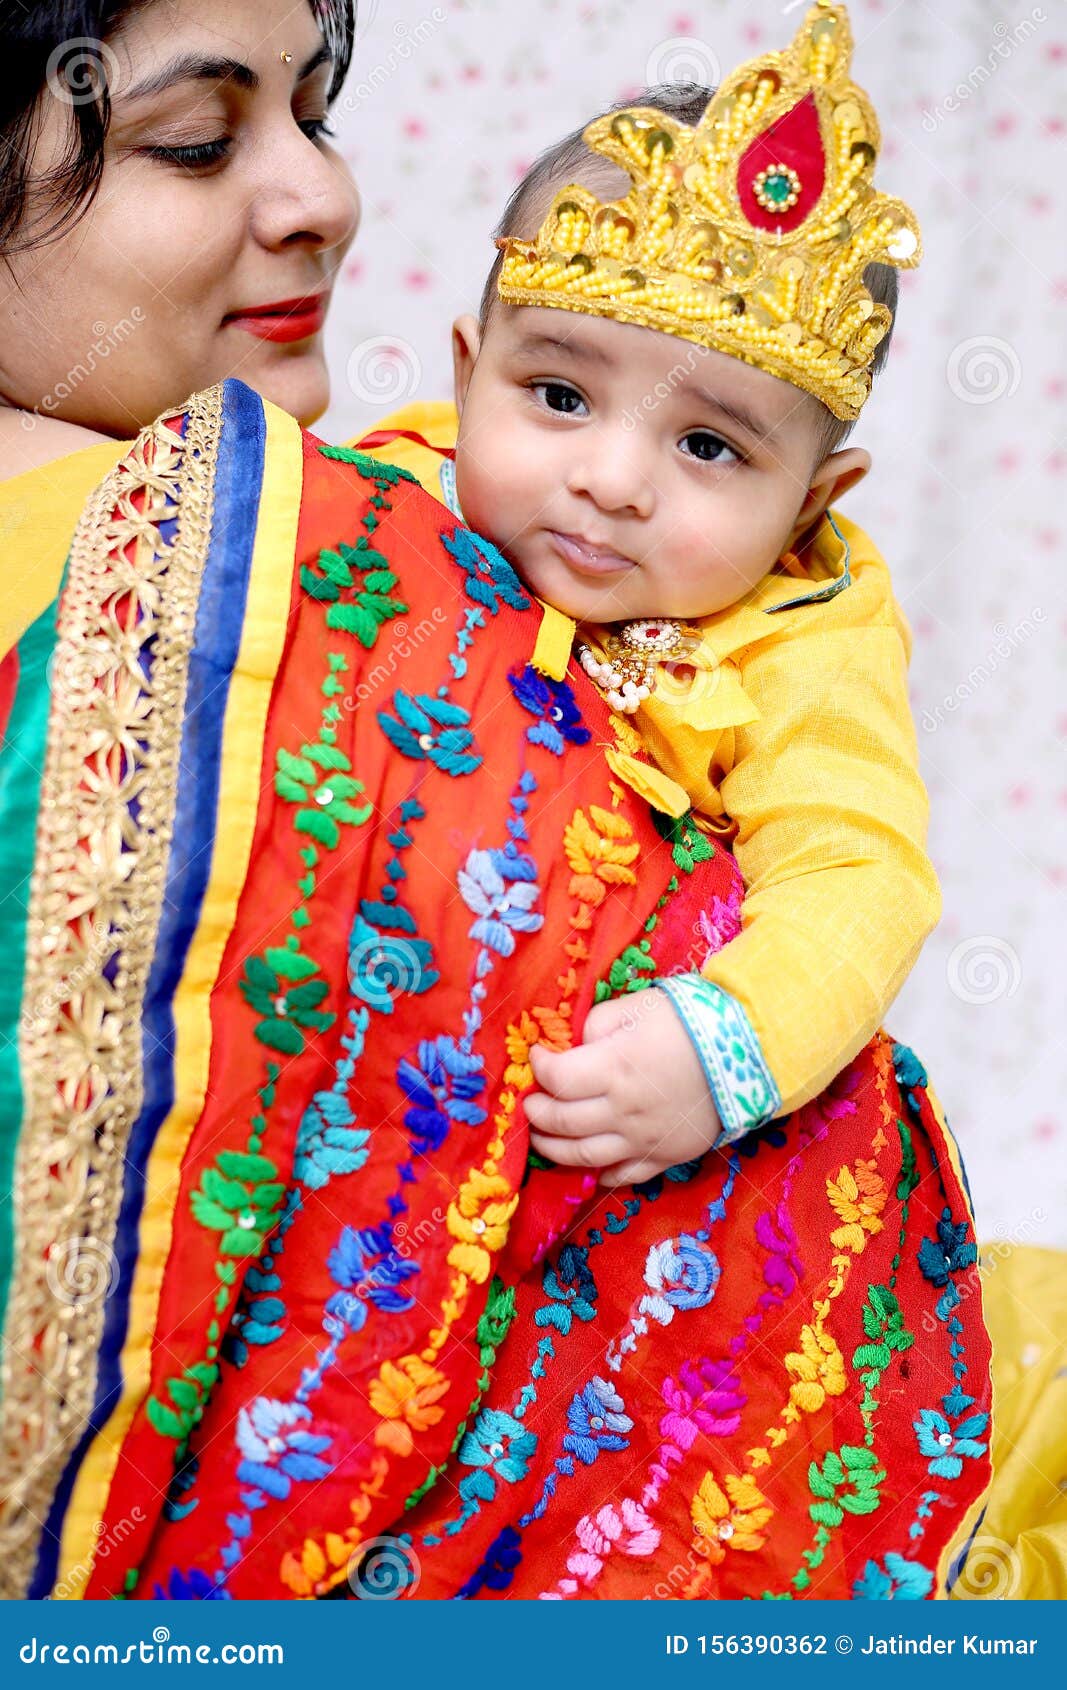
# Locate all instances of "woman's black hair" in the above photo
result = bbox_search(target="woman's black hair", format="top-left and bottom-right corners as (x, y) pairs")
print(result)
(0, 0), (355, 254)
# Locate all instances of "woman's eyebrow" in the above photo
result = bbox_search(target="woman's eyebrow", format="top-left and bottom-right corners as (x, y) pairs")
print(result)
(123, 42), (333, 102)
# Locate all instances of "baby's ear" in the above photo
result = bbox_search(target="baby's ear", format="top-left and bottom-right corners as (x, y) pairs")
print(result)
(452, 314), (482, 414)
(787, 445), (871, 546)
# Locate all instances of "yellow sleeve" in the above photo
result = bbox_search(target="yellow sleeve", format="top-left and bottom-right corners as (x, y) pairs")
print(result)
(696, 586), (941, 1118)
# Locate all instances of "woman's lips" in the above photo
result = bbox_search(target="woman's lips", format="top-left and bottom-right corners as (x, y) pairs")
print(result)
(224, 293), (327, 343)
(548, 530), (635, 577)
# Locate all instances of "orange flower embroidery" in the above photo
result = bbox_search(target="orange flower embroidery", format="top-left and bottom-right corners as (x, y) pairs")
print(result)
(827, 1158), (887, 1253)
(370, 1356), (450, 1456)
(691, 1471), (773, 1563)
(446, 1167), (519, 1283)
(278, 1532), (352, 1597)
(563, 806), (639, 905)
(784, 1323), (847, 1414)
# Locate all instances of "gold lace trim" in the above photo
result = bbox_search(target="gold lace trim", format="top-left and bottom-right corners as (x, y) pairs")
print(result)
(0, 383), (223, 1596)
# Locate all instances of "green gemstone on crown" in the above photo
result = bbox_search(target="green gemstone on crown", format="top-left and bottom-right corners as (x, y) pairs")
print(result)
(763, 169), (795, 204)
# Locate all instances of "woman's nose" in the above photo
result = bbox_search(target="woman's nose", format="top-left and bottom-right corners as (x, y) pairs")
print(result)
(565, 426), (656, 519)
(249, 134), (361, 257)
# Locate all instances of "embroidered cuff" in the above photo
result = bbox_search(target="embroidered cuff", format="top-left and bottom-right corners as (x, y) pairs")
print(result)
(656, 973), (781, 1146)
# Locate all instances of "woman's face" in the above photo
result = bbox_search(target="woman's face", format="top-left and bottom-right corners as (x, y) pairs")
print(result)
(0, 0), (360, 432)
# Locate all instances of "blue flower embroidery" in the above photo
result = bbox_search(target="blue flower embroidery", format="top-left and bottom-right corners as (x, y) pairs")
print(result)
(295, 1087), (369, 1190)
(234, 1398), (333, 1502)
(457, 848), (544, 956)
(509, 666), (591, 755)
(917, 1209), (978, 1287)
(324, 1221), (419, 1332)
(535, 1243), (598, 1334)
(913, 1406), (989, 1479)
(397, 1036), (487, 1152)
(442, 525), (531, 616)
(377, 689), (482, 775)
(347, 914), (438, 1013)
(853, 1553), (934, 1600)
(563, 1376), (633, 1465)
(154, 1566), (232, 1600)
(459, 1408), (537, 1483)
(643, 1235), (720, 1317)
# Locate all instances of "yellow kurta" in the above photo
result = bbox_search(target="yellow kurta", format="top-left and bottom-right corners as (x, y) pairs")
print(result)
(357, 401), (940, 1121)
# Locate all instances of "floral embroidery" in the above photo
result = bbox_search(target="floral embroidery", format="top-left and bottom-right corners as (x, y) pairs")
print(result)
(274, 746), (371, 849)
(692, 1472), (773, 1558)
(808, 1445), (886, 1529)
(397, 1035), (487, 1152)
(235, 1399), (332, 1501)
(456, 847), (544, 956)
(913, 1406), (989, 1480)
(853, 1552), (934, 1600)
(459, 1409), (537, 1484)
(563, 1378), (633, 1465)
(154, 1567), (232, 1601)
(641, 1235), (721, 1323)
(347, 913), (438, 1013)
(446, 1170), (520, 1283)
(370, 1358), (451, 1457)
(784, 1324), (847, 1414)
(509, 666), (591, 754)
(378, 689), (482, 775)
(827, 1159), (887, 1252)
(534, 1244), (598, 1334)
(661, 1358), (746, 1447)
(190, 1152), (286, 1259)
(564, 804), (641, 905)
(918, 1210), (978, 1287)
(324, 1223), (420, 1332)
(240, 950), (334, 1056)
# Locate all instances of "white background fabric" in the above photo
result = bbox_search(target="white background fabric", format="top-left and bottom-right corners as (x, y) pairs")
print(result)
(319, 0), (1067, 1245)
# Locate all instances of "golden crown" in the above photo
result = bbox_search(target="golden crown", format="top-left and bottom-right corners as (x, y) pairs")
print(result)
(497, 1), (920, 421)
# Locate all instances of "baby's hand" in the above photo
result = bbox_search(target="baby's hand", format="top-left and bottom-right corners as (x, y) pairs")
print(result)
(525, 989), (721, 1188)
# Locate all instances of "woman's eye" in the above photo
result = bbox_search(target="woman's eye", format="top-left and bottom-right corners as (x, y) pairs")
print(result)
(532, 381), (587, 416)
(679, 430), (740, 466)
(146, 138), (232, 169)
(299, 117), (335, 141)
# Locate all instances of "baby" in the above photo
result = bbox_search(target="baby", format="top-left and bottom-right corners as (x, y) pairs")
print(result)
(368, 3), (940, 1187)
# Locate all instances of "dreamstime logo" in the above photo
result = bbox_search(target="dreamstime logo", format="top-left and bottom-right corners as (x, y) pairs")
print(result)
(946, 936), (1021, 1005)
(946, 336), (1021, 405)
(920, 609), (1045, 734)
(341, 610), (447, 711)
(45, 1237), (119, 1306)
(346, 336), (422, 406)
(347, 1535), (422, 1599)
(645, 36), (721, 88)
(21, 310), (146, 431)
(953, 1534), (1022, 1600)
(922, 10), (1047, 131)
(653, 637), (724, 712)
(340, 12), (447, 113)
(46, 37), (122, 107)
(348, 932), (429, 1006)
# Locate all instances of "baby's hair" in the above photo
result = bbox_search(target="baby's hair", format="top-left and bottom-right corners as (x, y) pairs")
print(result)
(480, 81), (898, 464)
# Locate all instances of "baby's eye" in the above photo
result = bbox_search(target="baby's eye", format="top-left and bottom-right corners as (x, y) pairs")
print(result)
(679, 430), (740, 466)
(532, 381), (588, 416)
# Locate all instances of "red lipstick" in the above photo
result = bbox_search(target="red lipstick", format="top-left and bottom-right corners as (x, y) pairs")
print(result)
(224, 292), (327, 343)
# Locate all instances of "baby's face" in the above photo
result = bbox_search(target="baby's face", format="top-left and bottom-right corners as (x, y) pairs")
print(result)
(453, 305), (831, 624)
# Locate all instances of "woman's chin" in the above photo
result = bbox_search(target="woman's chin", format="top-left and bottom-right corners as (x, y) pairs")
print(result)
(230, 349), (330, 428)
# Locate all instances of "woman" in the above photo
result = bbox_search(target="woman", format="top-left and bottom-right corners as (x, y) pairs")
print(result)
(0, 0), (991, 1601)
